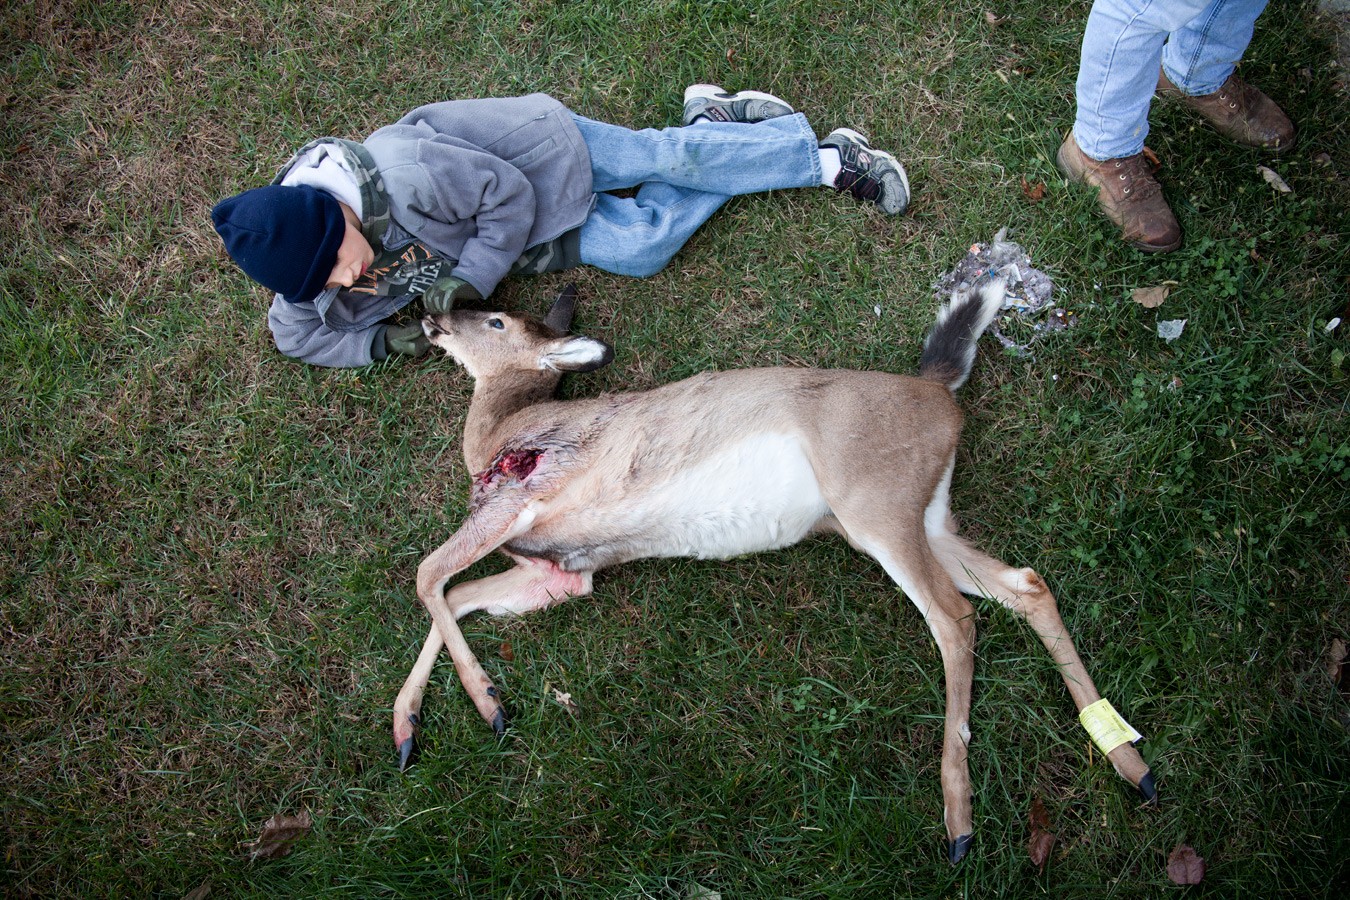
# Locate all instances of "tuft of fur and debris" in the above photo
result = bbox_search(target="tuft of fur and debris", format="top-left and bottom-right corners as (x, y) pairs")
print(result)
(933, 228), (1076, 356)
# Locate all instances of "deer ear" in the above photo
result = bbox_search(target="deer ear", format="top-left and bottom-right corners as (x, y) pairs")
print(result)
(540, 335), (613, 373)
(542, 284), (578, 334)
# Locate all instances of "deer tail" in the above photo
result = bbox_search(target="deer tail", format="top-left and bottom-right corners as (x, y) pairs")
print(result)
(919, 278), (1007, 392)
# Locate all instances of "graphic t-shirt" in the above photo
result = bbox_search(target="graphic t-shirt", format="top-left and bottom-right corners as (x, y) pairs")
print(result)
(342, 240), (450, 305)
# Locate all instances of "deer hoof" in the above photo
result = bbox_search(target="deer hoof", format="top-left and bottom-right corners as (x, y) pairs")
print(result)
(484, 686), (510, 735)
(1137, 770), (1158, 806)
(397, 713), (420, 772)
(947, 832), (973, 864)
(397, 736), (418, 772)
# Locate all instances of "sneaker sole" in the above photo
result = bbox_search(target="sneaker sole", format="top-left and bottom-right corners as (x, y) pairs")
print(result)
(826, 127), (910, 214)
(683, 84), (794, 109)
(682, 84), (795, 126)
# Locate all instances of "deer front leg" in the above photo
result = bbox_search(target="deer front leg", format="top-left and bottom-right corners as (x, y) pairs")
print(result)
(394, 626), (443, 770)
(416, 562), (513, 737)
(406, 448), (559, 733)
(394, 558), (593, 768)
(411, 497), (538, 738)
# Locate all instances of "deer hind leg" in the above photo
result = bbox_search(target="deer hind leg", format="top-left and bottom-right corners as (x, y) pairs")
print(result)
(848, 526), (979, 864)
(928, 520), (1155, 804)
(395, 556), (592, 769)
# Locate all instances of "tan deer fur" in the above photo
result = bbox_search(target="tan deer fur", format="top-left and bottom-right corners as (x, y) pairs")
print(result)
(392, 283), (1154, 862)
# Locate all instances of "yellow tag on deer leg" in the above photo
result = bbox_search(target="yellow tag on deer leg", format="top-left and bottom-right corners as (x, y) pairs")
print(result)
(1078, 698), (1143, 754)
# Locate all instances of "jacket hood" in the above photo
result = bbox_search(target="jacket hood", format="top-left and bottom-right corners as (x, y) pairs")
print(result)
(271, 138), (394, 320)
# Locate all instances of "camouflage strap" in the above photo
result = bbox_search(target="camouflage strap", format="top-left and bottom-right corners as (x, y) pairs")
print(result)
(275, 138), (391, 254)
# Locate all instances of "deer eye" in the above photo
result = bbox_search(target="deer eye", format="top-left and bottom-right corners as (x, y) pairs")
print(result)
(487, 317), (504, 330)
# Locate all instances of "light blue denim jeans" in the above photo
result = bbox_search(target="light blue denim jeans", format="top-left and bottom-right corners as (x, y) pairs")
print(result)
(571, 112), (822, 277)
(1073, 0), (1269, 160)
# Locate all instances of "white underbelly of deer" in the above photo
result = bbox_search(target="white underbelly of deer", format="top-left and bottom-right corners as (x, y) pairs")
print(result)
(614, 432), (829, 560)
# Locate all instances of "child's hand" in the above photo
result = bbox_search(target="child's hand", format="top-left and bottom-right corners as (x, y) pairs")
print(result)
(383, 323), (431, 359)
(423, 276), (482, 315)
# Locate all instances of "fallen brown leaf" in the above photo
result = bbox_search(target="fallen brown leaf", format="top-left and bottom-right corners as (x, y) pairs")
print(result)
(985, 10), (1006, 26)
(1021, 176), (1046, 202)
(1329, 638), (1347, 687)
(1167, 843), (1206, 885)
(1257, 165), (1293, 194)
(1027, 796), (1056, 871)
(1142, 146), (1161, 169)
(1132, 285), (1170, 309)
(243, 811), (311, 862)
(499, 640), (515, 662)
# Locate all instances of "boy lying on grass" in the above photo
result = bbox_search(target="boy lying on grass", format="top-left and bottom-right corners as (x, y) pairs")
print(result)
(211, 87), (910, 367)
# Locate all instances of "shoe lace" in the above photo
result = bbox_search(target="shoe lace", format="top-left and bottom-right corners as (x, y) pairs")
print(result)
(1215, 74), (1255, 113)
(1110, 153), (1162, 200)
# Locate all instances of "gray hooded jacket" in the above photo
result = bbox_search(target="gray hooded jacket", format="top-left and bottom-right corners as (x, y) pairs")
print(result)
(266, 94), (594, 367)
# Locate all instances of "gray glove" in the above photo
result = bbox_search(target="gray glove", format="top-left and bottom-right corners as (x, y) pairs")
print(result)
(383, 322), (430, 359)
(422, 276), (482, 315)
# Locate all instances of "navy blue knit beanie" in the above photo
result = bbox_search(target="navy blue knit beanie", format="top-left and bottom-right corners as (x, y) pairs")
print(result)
(211, 184), (346, 304)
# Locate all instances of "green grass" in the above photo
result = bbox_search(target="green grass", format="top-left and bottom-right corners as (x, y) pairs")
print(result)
(2, 0), (1347, 896)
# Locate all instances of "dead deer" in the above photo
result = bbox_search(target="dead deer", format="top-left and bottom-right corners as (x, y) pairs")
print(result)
(394, 282), (1155, 862)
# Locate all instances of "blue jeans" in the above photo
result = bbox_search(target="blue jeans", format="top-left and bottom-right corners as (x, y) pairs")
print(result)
(1073, 0), (1269, 160)
(571, 113), (822, 277)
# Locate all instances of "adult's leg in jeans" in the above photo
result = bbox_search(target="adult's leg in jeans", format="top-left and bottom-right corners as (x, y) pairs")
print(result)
(1073, 0), (1212, 160)
(1161, 0), (1267, 94)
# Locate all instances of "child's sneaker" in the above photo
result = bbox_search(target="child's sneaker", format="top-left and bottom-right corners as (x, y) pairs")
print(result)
(820, 128), (910, 215)
(682, 84), (794, 126)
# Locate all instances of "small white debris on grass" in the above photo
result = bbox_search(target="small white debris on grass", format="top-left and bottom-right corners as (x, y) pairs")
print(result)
(552, 688), (579, 715)
(1157, 319), (1188, 342)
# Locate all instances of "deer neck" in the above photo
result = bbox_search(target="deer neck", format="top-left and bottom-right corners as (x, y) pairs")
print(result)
(462, 369), (563, 469)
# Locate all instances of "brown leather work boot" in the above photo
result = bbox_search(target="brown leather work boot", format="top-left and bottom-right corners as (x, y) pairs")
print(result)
(1157, 69), (1296, 153)
(1056, 132), (1182, 253)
